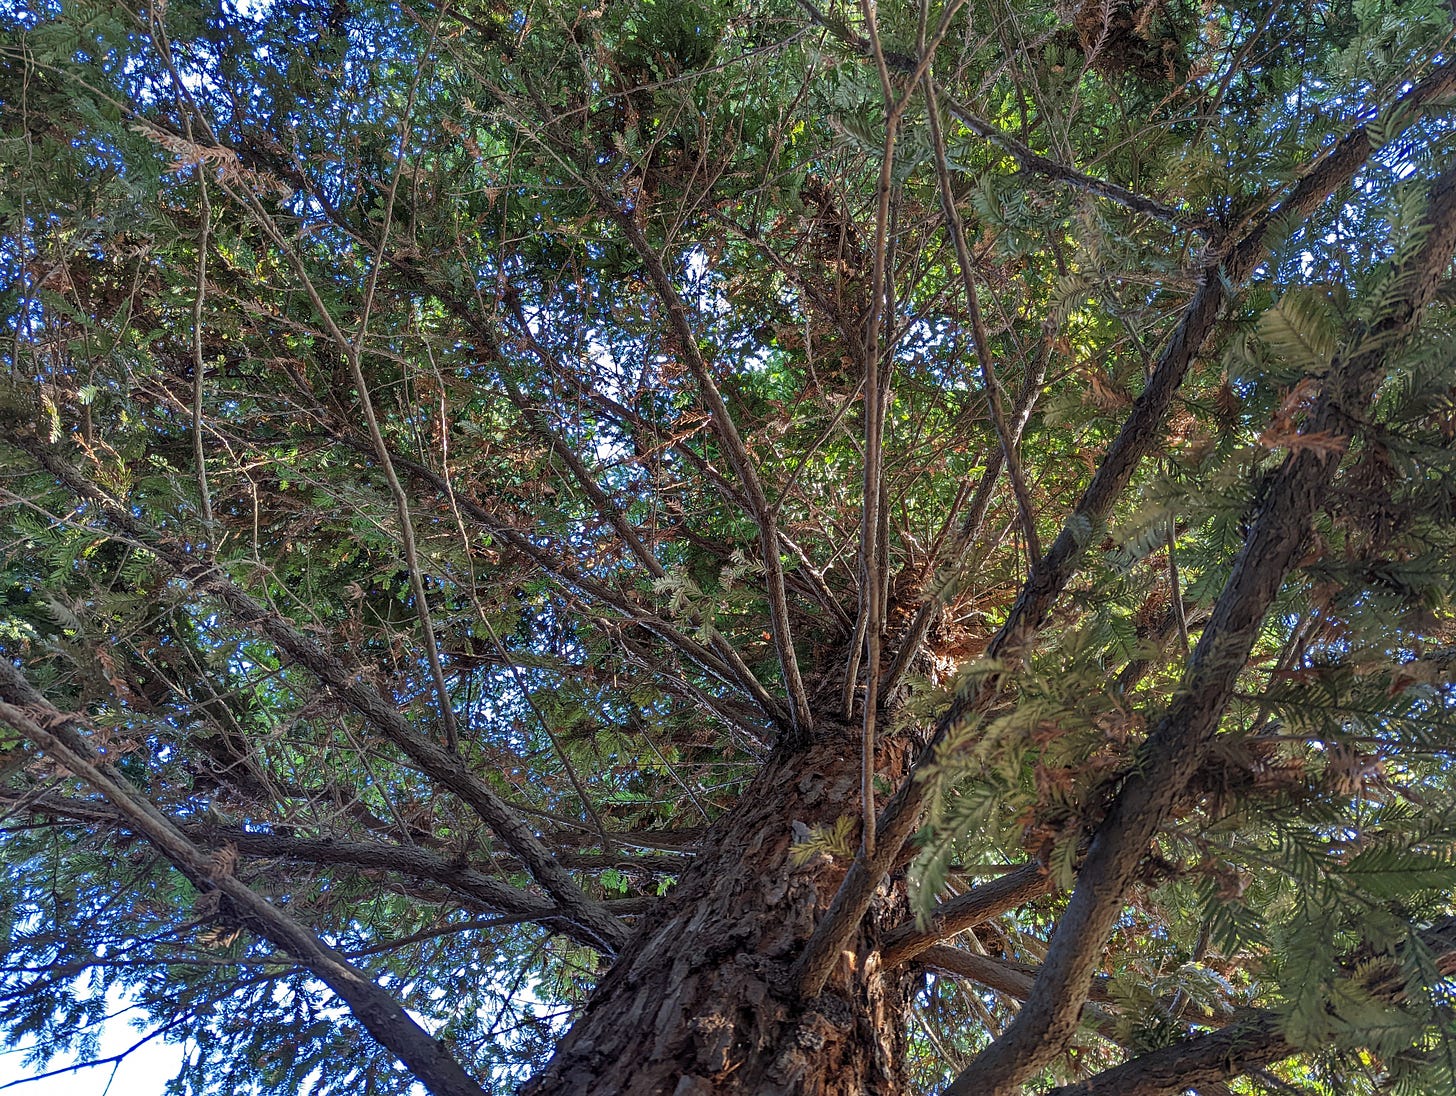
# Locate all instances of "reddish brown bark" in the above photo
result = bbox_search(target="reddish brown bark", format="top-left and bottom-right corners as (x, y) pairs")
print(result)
(524, 731), (914, 1095)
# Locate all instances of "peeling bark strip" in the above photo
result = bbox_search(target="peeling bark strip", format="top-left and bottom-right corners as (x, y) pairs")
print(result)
(951, 157), (1456, 1096)
(524, 735), (914, 1095)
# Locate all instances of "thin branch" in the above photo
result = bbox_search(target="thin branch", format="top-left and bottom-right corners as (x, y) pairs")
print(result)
(794, 0), (1213, 234)
(925, 74), (1042, 567)
(879, 341), (1045, 696)
(476, 612), (613, 851)
(379, 444), (791, 729)
(612, 212), (815, 741)
(845, 0), (973, 854)
(496, 316), (786, 722)
(939, 96), (1218, 236)
(188, 171), (213, 532)
(220, 179), (463, 761)
(847, 0), (901, 853)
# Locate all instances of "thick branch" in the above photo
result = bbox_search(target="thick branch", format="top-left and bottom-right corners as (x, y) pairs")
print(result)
(880, 863), (1051, 968)
(0, 685), (487, 1096)
(790, 58), (1456, 997)
(1042, 1013), (1293, 1096)
(920, 946), (1120, 1040)
(952, 155), (1456, 1096)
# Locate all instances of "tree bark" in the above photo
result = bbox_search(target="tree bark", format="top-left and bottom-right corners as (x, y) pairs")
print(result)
(524, 731), (915, 1095)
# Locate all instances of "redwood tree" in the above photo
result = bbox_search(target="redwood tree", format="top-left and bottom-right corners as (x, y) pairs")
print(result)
(4, 1), (1456, 1093)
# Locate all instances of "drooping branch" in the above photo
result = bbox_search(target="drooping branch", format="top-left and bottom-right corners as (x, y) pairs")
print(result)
(0, 787), (654, 947)
(951, 155), (1456, 1096)
(791, 56), (1456, 997)
(0, 428), (629, 955)
(0, 681), (488, 1096)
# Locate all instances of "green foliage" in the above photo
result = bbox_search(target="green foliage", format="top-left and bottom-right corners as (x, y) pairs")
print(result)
(2, 0), (1455, 1091)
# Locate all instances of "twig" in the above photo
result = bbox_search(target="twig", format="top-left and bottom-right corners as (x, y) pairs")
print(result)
(926, 75), (1042, 568)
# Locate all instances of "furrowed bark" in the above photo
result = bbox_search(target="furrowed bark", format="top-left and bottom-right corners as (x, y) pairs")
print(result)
(524, 731), (915, 1095)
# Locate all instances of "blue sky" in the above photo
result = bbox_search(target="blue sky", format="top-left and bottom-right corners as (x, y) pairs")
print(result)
(0, 1019), (186, 1095)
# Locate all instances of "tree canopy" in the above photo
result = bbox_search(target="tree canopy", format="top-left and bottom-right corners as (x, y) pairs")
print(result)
(3, 0), (1456, 1092)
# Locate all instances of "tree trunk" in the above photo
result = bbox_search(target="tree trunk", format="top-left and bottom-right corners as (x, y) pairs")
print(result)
(524, 730), (915, 1095)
